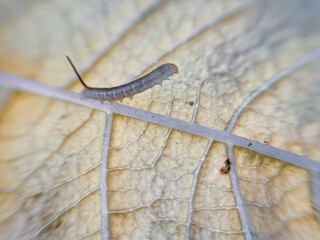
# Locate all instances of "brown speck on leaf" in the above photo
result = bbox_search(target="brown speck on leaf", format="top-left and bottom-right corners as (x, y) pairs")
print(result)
(220, 159), (231, 175)
(54, 219), (62, 229)
(189, 101), (194, 106)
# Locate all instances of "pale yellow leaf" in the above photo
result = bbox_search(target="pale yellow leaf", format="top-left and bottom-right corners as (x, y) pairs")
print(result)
(0, 0), (320, 239)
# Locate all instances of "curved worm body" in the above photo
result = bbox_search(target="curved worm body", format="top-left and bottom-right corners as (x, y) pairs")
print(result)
(66, 56), (178, 102)
(83, 63), (178, 101)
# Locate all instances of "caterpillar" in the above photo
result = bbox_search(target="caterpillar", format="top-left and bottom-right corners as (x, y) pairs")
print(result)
(66, 56), (178, 102)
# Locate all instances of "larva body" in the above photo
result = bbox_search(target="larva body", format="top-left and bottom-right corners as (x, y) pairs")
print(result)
(66, 56), (178, 102)
(82, 63), (178, 101)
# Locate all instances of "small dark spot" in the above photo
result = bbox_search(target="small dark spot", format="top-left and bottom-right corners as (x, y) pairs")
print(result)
(311, 204), (318, 212)
(217, 72), (228, 77)
(264, 140), (269, 144)
(33, 193), (42, 199)
(220, 158), (231, 175)
(60, 114), (67, 119)
(54, 220), (62, 229)
(189, 101), (194, 106)
(248, 142), (252, 147)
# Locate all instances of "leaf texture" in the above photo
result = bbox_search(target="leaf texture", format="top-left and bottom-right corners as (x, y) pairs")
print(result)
(0, 0), (320, 239)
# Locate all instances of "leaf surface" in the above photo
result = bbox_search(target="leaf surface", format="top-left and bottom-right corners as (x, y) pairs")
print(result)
(0, 0), (320, 239)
